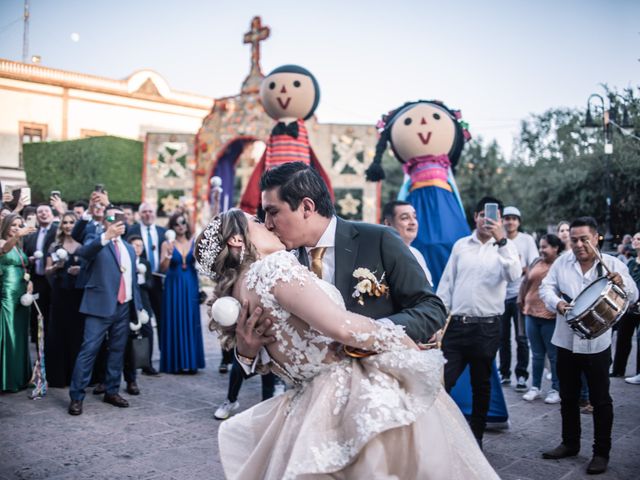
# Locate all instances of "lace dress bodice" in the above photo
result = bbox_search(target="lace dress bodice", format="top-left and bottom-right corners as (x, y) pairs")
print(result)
(243, 250), (410, 384)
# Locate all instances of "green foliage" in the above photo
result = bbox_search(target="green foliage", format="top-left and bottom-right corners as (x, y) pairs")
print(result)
(23, 136), (143, 204)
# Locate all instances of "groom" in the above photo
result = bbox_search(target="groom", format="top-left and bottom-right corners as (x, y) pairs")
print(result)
(235, 161), (446, 365)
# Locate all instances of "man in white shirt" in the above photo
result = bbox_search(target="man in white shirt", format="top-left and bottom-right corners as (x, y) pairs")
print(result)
(382, 200), (433, 286)
(499, 206), (539, 390)
(437, 197), (521, 447)
(539, 217), (638, 475)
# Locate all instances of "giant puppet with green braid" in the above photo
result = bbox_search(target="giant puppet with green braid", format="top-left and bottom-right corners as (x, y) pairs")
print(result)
(240, 65), (334, 214)
(366, 100), (471, 289)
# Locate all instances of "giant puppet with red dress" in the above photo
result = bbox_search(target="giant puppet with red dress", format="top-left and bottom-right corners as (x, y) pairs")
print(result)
(240, 65), (334, 214)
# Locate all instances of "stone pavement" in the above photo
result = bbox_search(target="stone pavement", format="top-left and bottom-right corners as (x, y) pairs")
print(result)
(1, 306), (639, 480)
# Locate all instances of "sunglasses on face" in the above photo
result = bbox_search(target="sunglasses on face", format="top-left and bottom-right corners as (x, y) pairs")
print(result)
(176, 218), (187, 226)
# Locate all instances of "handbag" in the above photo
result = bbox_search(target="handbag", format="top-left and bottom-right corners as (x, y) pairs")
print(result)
(126, 334), (150, 370)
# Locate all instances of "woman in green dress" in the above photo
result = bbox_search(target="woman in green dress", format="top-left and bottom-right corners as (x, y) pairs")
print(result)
(0, 213), (36, 392)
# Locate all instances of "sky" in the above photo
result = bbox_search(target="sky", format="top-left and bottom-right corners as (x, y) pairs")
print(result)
(0, 0), (638, 158)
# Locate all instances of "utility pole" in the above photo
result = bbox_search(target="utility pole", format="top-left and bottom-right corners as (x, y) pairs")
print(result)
(22, 0), (30, 63)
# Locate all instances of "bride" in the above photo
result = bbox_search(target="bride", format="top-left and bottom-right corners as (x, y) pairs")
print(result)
(196, 209), (498, 479)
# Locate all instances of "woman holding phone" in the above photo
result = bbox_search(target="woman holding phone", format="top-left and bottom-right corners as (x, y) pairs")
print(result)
(0, 213), (36, 392)
(159, 212), (204, 373)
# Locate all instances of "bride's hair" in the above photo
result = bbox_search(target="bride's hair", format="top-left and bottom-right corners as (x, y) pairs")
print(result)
(195, 208), (258, 349)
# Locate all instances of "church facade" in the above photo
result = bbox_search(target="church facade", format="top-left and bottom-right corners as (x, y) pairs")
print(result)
(143, 16), (380, 225)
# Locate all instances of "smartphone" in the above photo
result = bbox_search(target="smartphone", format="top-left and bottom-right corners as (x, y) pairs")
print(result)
(114, 212), (126, 224)
(51, 190), (61, 198)
(94, 184), (105, 193)
(484, 203), (499, 223)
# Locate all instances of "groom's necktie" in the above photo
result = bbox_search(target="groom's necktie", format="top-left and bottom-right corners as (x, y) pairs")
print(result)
(309, 247), (327, 280)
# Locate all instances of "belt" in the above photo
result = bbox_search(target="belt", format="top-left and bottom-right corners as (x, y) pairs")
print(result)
(451, 315), (499, 324)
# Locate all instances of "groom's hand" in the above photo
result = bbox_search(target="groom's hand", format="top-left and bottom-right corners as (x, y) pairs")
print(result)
(236, 300), (276, 358)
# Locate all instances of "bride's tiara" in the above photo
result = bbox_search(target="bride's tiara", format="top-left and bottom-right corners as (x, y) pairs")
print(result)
(196, 217), (222, 279)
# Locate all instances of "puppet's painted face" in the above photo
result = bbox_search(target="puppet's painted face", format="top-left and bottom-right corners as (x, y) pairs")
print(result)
(260, 72), (317, 121)
(389, 103), (456, 162)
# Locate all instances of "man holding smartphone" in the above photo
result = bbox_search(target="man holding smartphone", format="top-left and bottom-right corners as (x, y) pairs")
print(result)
(437, 196), (521, 447)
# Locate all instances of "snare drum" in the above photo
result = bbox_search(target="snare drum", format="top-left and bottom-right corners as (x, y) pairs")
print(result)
(565, 276), (629, 339)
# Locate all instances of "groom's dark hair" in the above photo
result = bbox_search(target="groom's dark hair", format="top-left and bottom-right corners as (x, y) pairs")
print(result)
(260, 162), (335, 218)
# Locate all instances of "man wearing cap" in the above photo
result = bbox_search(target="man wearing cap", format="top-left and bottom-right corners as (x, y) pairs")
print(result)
(498, 206), (538, 391)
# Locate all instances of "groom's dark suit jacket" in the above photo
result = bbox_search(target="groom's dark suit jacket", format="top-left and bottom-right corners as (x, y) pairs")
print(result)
(300, 217), (446, 344)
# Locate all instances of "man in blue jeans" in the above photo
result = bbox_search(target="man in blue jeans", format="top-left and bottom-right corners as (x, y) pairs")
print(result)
(498, 206), (538, 390)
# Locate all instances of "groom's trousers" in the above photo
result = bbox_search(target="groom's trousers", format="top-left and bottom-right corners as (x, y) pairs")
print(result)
(442, 316), (501, 445)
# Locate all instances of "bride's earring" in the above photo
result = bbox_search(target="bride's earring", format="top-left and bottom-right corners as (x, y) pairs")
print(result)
(239, 245), (245, 264)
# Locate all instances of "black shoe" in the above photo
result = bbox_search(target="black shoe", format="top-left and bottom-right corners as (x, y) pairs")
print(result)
(68, 399), (83, 416)
(586, 456), (608, 474)
(608, 372), (623, 378)
(126, 382), (140, 395)
(219, 362), (229, 374)
(92, 383), (106, 395)
(542, 444), (580, 459)
(142, 367), (160, 376)
(103, 393), (130, 408)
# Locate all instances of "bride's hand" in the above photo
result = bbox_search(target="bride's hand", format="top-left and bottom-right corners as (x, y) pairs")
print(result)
(236, 300), (276, 358)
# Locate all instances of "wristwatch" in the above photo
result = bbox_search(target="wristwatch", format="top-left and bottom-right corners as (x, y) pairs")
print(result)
(494, 237), (507, 248)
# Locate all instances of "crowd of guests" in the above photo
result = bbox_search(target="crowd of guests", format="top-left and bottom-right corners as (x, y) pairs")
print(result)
(0, 188), (205, 413)
(380, 198), (639, 475)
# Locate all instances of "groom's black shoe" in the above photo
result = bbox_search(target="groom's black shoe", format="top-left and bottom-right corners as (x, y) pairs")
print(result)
(68, 400), (83, 416)
(542, 444), (579, 459)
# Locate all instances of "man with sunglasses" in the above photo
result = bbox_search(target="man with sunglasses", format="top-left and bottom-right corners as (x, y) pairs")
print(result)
(68, 206), (143, 415)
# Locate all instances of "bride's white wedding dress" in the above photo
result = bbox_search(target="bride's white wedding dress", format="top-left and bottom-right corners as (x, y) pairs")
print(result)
(219, 251), (498, 479)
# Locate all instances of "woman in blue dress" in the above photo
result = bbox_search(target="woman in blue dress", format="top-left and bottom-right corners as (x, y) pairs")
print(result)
(159, 212), (205, 373)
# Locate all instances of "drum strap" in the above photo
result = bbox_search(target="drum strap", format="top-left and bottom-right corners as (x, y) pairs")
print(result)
(560, 262), (604, 304)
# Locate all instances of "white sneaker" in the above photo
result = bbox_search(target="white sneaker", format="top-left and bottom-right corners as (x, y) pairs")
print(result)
(625, 374), (640, 385)
(544, 389), (561, 404)
(522, 387), (541, 401)
(214, 400), (239, 420)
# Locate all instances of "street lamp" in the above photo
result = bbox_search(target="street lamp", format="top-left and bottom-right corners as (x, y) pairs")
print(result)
(582, 93), (632, 251)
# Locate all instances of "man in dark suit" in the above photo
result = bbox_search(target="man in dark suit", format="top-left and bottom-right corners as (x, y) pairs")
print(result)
(68, 206), (143, 415)
(128, 202), (165, 376)
(234, 161), (447, 368)
(23, 203), (59, 344)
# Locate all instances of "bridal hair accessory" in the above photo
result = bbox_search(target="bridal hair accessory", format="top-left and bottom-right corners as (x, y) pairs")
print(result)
(352, 267), (389, 306)
(239, 245), (246, 264)
(165, 229), (176, 243)
(211, 296), (241, 327)
(196, 217), (222, 278)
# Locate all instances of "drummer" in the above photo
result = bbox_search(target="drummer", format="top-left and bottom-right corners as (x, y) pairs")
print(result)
(539, 216), (638, 475)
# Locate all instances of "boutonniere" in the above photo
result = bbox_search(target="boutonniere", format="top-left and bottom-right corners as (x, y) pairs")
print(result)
(351, 267), (389, 305)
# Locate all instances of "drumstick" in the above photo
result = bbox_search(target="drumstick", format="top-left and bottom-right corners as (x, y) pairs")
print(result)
(584, 239), (612, 276)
